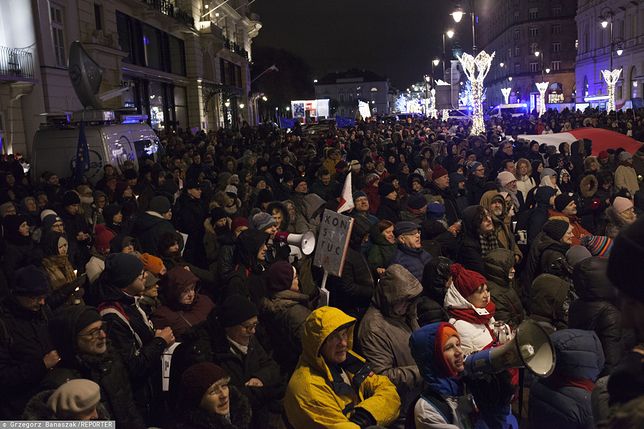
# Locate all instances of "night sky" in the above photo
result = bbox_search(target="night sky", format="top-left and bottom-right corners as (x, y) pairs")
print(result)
(251, 0), (466, 90)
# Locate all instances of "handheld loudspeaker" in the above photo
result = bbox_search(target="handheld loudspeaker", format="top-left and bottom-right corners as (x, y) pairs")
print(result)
(274, 231), (316, 256)
(464, 320), (555, 377)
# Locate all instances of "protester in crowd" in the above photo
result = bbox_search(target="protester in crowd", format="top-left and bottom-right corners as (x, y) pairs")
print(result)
(390, 221), (433, 282)
(23, 379), (107, 421)
(457, 205), (495, 275)
(529, 329), (605, 429)
(483, 248), (524, 328)
(58, 190), (92, 270)
(284, 306), (401, 428)
(614, 151), (639, 195)
(177, 362), (252, 429)
(260, 261), (313, 375)
(0, 266), (58, 419)
(85, 224), (115, 284)
(479, 191), (522, 262)
(131, 195), (176, 254)
(40, 231), (82, 307)
(93, 253), (174, 425)
(1, 214), (38, 283)
(152, 266), (214, 341)
(522, 219), (573, 291)
(409, 322), (477, 428)
(172, 295), (284, 428)
(604, 196), (637, 238)
(366, 219), (397, 277)
(43, 305), (145, 427)
(527, 273), (571, 333)
(549, 193), (590, 245)
(358, 264), (422, 427)
(515, 158), (536, 203)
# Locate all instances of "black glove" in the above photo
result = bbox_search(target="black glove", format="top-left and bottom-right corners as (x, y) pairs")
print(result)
(349, 407), (377, 428)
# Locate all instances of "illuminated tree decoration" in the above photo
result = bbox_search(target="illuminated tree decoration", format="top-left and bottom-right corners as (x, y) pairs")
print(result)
(601, 69), (622, 113)
(501, 87), (512, 105)
(536, 82), (549, 117)
(457, 50), (495, 135)
(428, 88), (437, 119)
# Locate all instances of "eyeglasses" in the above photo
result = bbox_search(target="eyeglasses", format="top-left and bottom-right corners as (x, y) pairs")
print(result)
(79, 322), (107, 339)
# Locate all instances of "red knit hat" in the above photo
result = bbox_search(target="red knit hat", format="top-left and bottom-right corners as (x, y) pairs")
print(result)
(450, 263), (486, 298)
(431, 165), (449, 181)
(231, 217), (249, 233)
(94, 224), (116, 254)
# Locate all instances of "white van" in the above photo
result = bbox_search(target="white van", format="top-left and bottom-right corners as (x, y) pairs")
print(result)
(32, 123), (160, 183)
(487, 103), (529, 118)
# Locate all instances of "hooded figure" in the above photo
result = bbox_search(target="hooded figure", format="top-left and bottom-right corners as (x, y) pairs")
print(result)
(327, 215), (374, 317)
(527, 273), (570, 333)
(521, 219), (572, 293)
(479, 191), (522, 261)
(2, 214), (39, 283)
(227, 229), (269, 304)
(417, 257), (452, 326)
(285, 306), (401, 428)
(569, 257), (623, 375)
(483, 248), (525, 328)
(358, 265), (423, 425)
(455, 205), (489, 275)
(39, 231), (81, 308)
(42, 305), (145, 428)
(151, 267), (214, 341)
(408, 322), (474, 428)
(529, 329), (605, 429)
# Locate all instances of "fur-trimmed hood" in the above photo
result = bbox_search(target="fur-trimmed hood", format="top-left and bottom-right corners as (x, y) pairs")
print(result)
(579, 175), (598, 198)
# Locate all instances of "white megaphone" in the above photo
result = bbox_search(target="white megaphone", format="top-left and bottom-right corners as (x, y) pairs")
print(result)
(274, 231), (316, 257)
(464, 320), (555, 377)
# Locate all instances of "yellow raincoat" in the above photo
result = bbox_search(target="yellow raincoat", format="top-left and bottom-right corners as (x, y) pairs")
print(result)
(284, 306), (401, 428)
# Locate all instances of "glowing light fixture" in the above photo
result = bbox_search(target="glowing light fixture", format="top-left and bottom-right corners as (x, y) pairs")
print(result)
(602, 68), (622, 112)
(446, 29), (455, 39)
(536, 82), (549, 117)
(501, 87), (512, 104)
(452, 9), (464, 23)
(457, 50), (495, 135)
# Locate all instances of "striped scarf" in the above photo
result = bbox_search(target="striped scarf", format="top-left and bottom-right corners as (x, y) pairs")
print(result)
(479, 233), (500, 257)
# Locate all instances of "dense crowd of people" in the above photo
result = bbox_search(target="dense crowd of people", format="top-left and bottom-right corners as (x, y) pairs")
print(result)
(0, 107), (642, 429)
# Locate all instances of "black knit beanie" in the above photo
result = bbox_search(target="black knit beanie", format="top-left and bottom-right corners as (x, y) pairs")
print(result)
(542, 219), (570, 241)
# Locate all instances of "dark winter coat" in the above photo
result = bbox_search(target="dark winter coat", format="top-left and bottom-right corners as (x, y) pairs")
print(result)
(376, 197), (401, 223)
(173, 192), (207, 267)
(42, 304), (144, 427)
(367, 227), (397, 274)
(130, 211), (176, 254)
(259, 289), (312, 374)
(0, 297), (54, 418)
(327, 246), (374, 316)
(22, 389), (110, 421)
(93, 277), (167, 422)
(429, 183), (460, 225)
(390, 244), (433, 282)
(58, 209), (91, 269)
(456, 206), (487, 275)
(170, 313), (284, 426)
(176, 386), (252, 429)
(569, 257), (623, 376)
(522, 232), (570, 294)
(226, 230), (269, 304)
(483, 249), (525, 328)
(529, 329), (604, 429)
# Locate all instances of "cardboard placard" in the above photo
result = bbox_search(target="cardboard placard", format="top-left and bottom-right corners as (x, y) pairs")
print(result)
(313, 210), (354, 277)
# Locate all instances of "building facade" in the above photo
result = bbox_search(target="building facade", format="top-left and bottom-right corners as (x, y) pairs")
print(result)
(477, 0), (578, 110)
(314, 70), (390, 118)
(0, 0), (260, 156)
(575, 0), (643, 108)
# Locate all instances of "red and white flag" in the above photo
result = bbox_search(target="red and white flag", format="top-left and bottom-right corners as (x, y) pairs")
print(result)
(336, 172), (354, 214)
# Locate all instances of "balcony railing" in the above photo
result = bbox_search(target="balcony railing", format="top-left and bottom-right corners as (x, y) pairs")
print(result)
(0, 46), (34, 80)
(224, 39), (248, 60)
(142, 0), (194, 28)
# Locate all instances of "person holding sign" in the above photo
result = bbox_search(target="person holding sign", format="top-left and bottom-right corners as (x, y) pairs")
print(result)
(327, 216), (375, 319)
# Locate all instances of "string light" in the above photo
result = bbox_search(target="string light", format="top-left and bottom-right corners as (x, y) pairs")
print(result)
(457, 50), (495, 135)
(602, 69), (622, 112)
(535, 82), (549, 117)
(501, 87), (512, 104)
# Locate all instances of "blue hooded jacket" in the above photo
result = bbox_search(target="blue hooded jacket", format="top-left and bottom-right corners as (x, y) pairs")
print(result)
(529, 329), (605, 429)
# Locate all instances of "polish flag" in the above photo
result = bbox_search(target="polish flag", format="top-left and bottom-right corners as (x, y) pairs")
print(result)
(337, 172), (355, 214)
(518, 128), (642, 155)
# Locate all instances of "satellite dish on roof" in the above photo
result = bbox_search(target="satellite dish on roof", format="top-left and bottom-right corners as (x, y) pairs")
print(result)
(68, 41), (104, 109)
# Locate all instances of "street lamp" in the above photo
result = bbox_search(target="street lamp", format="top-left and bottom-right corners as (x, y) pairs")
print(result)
(599, 9), (622, 111)
(451, 2), (477, 54)
(442, 30), (455, 80)
(313, 79), (318, 83)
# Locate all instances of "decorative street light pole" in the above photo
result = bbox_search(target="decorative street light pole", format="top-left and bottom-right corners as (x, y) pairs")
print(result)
(501, 87), (511, 104)
(600, 10), (623, 112)
(458, 50), (495, 135)
(534, 50), (549, 117)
